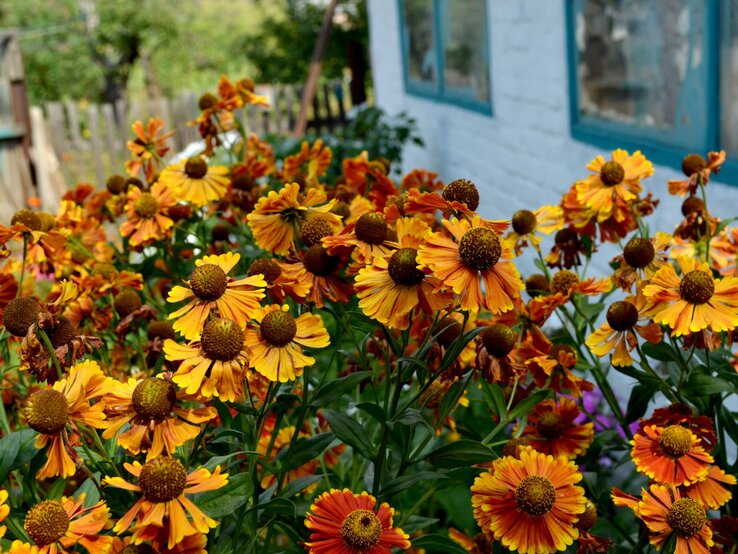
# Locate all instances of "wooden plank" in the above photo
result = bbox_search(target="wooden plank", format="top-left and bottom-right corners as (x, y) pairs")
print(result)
(87, 104), (104, 183)
(45, 102), (68, 157)
(311, 87), (322, 133)
(335, 80), (347, 125)
(271, 85), (285, 135)
(64, 100), (84, 150)
(284, 85), (298, 132)
(101, 103), (119, 171)
(115, 98), (129, 151)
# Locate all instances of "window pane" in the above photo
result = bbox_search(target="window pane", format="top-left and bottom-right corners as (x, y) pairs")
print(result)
(721, 1), (738, 156)
(442, 0), (490, 104)
(575, 0), (702, 131)
(401, 0), (438, 88)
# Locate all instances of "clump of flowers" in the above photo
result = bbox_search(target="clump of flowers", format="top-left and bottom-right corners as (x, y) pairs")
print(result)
(0, 75), (736, 554)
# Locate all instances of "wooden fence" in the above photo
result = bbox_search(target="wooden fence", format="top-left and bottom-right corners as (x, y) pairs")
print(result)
(34, 79), (354, 190)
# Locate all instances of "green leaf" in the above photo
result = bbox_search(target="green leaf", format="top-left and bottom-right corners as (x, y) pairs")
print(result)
(74, 476), (101, 506)
(412, 534), (469, 554)
(480, 381), (507, 417)
(196, 473), (254, 519)
(401, 515), (439, 534)
(625, 384), (656, 423)
(682, 374), (735, 396)
(357, 402), (387, 424)
(381, 471), (448, 496)
(324, 410), (375, 459)
(0, 429), (35, 484)
(277, 432), (334, 471)
(423, 440), (494, 468)
(508, 389), (551, 421)
(255, 497), (296, 518)
(310, 371), (372, 407)
(278, 475), (325, 498)
(641, 342), (682, 365)
(202, 451), (259, 472)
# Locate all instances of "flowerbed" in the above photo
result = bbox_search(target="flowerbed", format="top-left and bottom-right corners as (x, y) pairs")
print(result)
(0, 76), (736, 554)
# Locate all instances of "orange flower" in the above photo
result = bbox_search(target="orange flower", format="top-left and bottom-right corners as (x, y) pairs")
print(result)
(524, 343), (593, 398)
(683, 465), (736, 510)
(0, 489), (8, 540)
(404, 178), (480, 219)
(257, 424), (318, 491)
(158, 156), (229, 207)
(244, 304), (330, 382)
(102, 374), (217, 460)
(520, 397), (594, 459)
(637, 484), (714, 553)
(167, 252), (265, 340)
(471, 447), (586, 554)
(164, 317), (250, 402)
(322, 211), (400, 267)
(10, 495), (113, 554)
(586, 295), (662, 367)
(0, 209), (67, 265)
(25, 359), (112, 480)
(530, 270), (612, 321)
(247, 183), (341, 255)
(417, 216), (523, 313)
(612, 233), (671, 291)
(506, 205), (564, 255)
(668, 151), (726, 197)
(104, 457), (227, 549)
(355, 218), (452, 329)
(126, 117), (173, 182)
(304, 489), (411, 553)
(575, 149), (653, 223)
(295, 245), (355, 308)
(120, 181), (176, 247)
(283, 139), (332, 187)
(247, 257), (311, 304)
(474, 322), (525, 385)
(643, 256), (738, 337)
(631, 424), (713, 486)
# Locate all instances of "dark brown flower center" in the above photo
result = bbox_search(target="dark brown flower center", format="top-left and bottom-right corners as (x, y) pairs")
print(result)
(555, 227), (577, 246)
(134, 193), (159, 219)
(260, 310), (297, 347)
(551, 270), (579, 295)
(576, 500), (598, 531)
(525, 274), (550, 298)
(114, 289), (142, 318)
(27, 389), (69, 434)
(442, 179), (480, 211)
(623, 237), (655, 269)
(340, 509), (382, 549)
(93, 262), (118, 280)
(459, 227), (501, 271)
(37, 212), (56, 232)
(681, 154), (707, 178)
(126, 177), (144, 190)
(600, 161), (625, 186)
(231, 173), (255, 191)
(201, 318), (244, 361)
(148, 320), (175, 341)
(515, 475), (556, 516)
(211, 223), (231, 242)
(512, 210), (537, 235)
(299, 218), (334, 247)
(3, 296), (41, 337)
(25, 500), (70, 546)
(106, 174), (128, 195)
(132, 378), (176, 420)
(11, 209), (41, 231)
(190, 264), (228, 301)
(355, 213), (388, 245)
(47, 316), (77, 349)
(248, 258), (281, 284)
(388, 248), (425, 286)
(659, 425), (693, 457)
(481, 324), (516, 357)
(549, 344), (575, 363)
(536, 411), (564, 439)
(666, 498), (706, 537)
(198, 92), (218, 111)
(303, 245), (338, 276)
(139, 457), (187, 503)
(331, 200), (351, 221)
(606, 301), (639, 331)
(679, 270), (714, 305)
(502, 436), (532, 458)
(185, 156), (208, 179)
(681, 196), (705, 216)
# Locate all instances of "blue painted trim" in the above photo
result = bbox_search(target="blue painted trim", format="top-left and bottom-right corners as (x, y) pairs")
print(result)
(0, 127), (23, 141)
(565, 0), (738, 188)
(396, 0), (492, 116)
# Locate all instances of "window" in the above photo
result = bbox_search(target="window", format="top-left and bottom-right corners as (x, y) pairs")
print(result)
(399, 0), (492, 114)
(566, 0), (738, 182)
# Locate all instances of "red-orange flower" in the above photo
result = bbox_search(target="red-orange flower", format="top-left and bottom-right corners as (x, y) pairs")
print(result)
(304, 489), (411, 553)
(520, 397), (594, 459)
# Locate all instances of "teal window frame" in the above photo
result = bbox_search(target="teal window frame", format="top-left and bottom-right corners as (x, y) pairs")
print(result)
(565, 0), (738, 184)
(397, 0), (493, 116)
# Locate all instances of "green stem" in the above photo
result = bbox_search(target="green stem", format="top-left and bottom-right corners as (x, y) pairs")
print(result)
(37, 328), (63, 381)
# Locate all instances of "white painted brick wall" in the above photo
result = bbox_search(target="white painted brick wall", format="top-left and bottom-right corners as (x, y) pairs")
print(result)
(366, 0), (738, 253)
